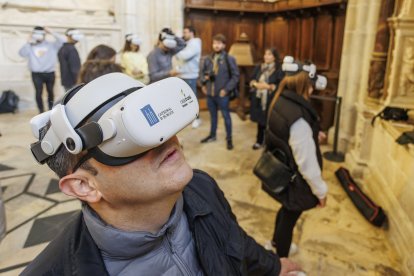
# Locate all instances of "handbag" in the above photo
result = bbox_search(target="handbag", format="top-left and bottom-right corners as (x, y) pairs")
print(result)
(253, 149), (296, 195)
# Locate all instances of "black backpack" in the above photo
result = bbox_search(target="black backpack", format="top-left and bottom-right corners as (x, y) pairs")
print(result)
(0, 90), (19, 113)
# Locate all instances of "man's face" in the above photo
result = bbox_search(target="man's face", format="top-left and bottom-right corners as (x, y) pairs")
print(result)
(182, 29), (193, 41)
(212, 40), (225, 53)
(89, 136), (193, 206)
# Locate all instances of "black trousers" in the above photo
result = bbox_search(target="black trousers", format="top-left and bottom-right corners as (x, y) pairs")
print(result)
(256, 123), (265, 144)
(272, 206), (302, 257)
(31, 72), (55, 112)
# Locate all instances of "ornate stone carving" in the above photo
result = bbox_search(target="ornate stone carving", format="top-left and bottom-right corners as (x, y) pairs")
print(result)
(367, 0), (395, 99)
(399, 38), (414, 97)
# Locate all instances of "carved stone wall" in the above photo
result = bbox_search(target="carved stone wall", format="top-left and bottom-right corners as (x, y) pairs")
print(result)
(0, 0), (184, 110)
(342, 0), (414, 274)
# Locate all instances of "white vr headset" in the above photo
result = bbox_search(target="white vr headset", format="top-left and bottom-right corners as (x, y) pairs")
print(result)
(281, 56), (327, 90)
(126, 34), (142, 46)
(66, 29), (84, 41)
(30, 73), (199, 166)
(160, 31), (177, 49)
(32, 30), (46, 41)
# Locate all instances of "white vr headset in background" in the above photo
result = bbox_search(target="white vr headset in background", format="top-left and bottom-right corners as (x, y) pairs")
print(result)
(282, 56), (327, 90)
(66, 29), (84, 42)
(126, 34), (142, 46)
(160, 32), (177, 49)
(31, 30), (46, 41)
(30, 73), (199, 166)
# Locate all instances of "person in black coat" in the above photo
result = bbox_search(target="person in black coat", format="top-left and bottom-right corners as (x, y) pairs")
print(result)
(58, 29), (83, 91)
(249, 48), (284, 150)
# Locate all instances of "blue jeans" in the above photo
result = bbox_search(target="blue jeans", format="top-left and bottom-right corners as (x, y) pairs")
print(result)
(183, 78), (199, 119)
(182, 78), (198, 98)
(207, 95), (232, 140)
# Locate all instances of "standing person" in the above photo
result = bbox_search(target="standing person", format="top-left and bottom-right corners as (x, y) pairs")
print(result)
(175, 26), (202, 128)
(23, 73), (301, 275)
(19, 26), (64, 112)
(121, 34), (149, 84)
(264, 58), (328, 258)
(147, 27), (186, 83)
(58, 28), (83, 91)
(200, 34), (239, 150)
(249, 48), (284, 150)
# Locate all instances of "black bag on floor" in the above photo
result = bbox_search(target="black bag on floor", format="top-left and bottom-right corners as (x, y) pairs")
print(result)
(335, 167), (386, 227)
(0, 90), (19, 113)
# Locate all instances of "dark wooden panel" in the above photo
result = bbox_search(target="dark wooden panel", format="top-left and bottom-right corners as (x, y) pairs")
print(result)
(331, 11), (346, 71)
(264, 16), (289, 57)
(299, 16), (314, 61)
(287, 17), (301, 58)
(313, 13), (334, 70)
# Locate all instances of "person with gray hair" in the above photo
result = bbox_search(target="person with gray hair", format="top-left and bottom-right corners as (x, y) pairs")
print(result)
(22, 73), (300, 275)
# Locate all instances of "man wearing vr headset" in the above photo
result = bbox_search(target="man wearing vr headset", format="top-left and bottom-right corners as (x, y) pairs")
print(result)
(19, 26), (65, 113)
(263, 57), (328, 258)
(147, 28), (186, 83)
(58, 28), (83, 91)
(23, 73), (301, 275)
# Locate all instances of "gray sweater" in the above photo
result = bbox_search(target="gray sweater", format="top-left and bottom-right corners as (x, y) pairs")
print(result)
(18, 33), (64, 73)
(175, 37), (202, 79)
(82, 196), (203, 276)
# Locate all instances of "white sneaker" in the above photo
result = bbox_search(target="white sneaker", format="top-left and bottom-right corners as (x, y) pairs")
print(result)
(289, 242), (298, 256)
(192, 118), (201, 128)
(288, 272), (307, 276)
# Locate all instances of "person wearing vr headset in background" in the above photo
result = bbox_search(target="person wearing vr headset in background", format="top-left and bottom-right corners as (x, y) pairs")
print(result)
(249, 47), (285, 150)
(200, 33), (240, 150)
(121, 34), (149, 84)
(23, 73), (301, 275)
(18, 26), (65, 113)
(174, 26), (202, 128)
(58, 28), (83, 91)
(147, 27), (186, 83)
(263, 57), (328, 259)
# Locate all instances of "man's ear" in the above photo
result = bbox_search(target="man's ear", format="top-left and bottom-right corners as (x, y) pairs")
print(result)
(59, 174), (102, 203)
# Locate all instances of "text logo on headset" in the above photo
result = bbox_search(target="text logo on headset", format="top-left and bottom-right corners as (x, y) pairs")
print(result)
(29, 73), (199, 167)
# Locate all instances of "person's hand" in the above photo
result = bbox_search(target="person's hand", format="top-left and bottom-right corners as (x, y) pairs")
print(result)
(132, 69), (144, 78)
(279, 258), (302, 276)
(318, 131), (327, 143)
(43, 27), (52, 34)
(219, 89), (226, 97)
(201, 85), (207, 95)
(255, 82), (270, 90)
(169, 69), (179, 77)
(318, 197), (327, 208)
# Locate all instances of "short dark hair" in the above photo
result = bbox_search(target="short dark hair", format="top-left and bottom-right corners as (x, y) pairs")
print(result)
(86, 44), (116, 61)
(40, 122), (98, 179)
(33, 26), (44, 31)
(213, 33), (226, 44)
(184, 26), (196, 36)
(159, 27), (174, 41)
(78, 60), (123, 84)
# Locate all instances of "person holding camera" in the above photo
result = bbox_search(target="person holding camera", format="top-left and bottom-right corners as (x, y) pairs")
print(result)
(200, 34), (239, 150)
(147, 28), (186, 83)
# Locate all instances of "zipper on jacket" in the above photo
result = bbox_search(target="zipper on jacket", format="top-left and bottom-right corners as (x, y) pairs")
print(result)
(163, 231), (193, 276)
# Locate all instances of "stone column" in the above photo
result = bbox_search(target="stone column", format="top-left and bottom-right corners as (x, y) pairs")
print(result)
(336, 0), (381, 155)
(114, 0), (184, 55)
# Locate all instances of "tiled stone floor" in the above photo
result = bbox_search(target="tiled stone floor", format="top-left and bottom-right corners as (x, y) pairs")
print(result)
(0, 109), (404, 275)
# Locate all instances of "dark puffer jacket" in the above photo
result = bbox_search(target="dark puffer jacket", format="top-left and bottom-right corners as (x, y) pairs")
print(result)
(22, 170), (281, 276)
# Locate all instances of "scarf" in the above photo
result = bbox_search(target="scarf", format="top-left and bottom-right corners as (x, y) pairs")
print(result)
(256, 62), (276, 110)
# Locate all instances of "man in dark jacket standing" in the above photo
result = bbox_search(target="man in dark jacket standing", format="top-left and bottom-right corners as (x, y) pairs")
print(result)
(58, 28), (83, 91)
(200, 34), (239, 150)
(22, 73), (300, 275)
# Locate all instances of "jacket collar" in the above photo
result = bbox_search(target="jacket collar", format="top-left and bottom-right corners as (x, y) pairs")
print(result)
(281, 90), (319, 120)
(182, 183), (212, 224)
